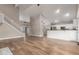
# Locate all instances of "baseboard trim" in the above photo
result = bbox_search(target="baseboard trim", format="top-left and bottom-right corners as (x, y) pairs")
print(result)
(4, 21), (22, 34)
(0, 36), (24, 40)
(29, 34), (43, 37)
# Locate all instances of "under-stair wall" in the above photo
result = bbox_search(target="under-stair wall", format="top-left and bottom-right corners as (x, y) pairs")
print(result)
(0, 13), (24, 40)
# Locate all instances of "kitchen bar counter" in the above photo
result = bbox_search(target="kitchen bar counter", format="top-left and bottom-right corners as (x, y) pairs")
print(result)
(47, 30), (77, 41)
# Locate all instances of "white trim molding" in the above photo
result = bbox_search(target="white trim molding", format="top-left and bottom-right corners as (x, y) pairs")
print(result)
(29, 34), (43, 37)
(0, 36), (24, 40)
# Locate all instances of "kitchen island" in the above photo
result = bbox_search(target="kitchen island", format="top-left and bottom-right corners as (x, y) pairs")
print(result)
(47, 30), (77, 41)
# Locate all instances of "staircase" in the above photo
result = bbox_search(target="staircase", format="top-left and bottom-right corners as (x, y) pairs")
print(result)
(0, 13), (24, 40)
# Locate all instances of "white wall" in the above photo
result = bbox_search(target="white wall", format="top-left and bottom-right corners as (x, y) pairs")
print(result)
(0, 5), (19, 21)
(20, 15), (30, 22)
(77, 19), (79, 42)
(0, 20), (24, 40)
(0, 4), (20, 30)
(28, 15), (50, 37)
(0, 14), (4, 24)
(77, 5), (79, 42)
(30, 15), (42, 37)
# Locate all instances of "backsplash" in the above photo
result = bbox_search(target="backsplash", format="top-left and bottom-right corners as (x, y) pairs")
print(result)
(50, 24), (77, 30)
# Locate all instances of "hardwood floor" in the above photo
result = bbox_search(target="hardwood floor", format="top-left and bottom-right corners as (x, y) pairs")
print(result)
(0, 36), (79, 55)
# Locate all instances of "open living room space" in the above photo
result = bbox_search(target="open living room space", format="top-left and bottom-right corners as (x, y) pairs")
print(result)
(0, 4), (79, 55)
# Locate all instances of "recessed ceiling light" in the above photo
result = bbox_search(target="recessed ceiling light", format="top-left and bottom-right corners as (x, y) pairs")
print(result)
(64, 13), (70, 17)
(56, 9), (60, 13)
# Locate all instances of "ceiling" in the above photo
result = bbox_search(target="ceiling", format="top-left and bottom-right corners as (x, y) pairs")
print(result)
(19, 4), (78, 23)
(19, 4), (33, 10)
